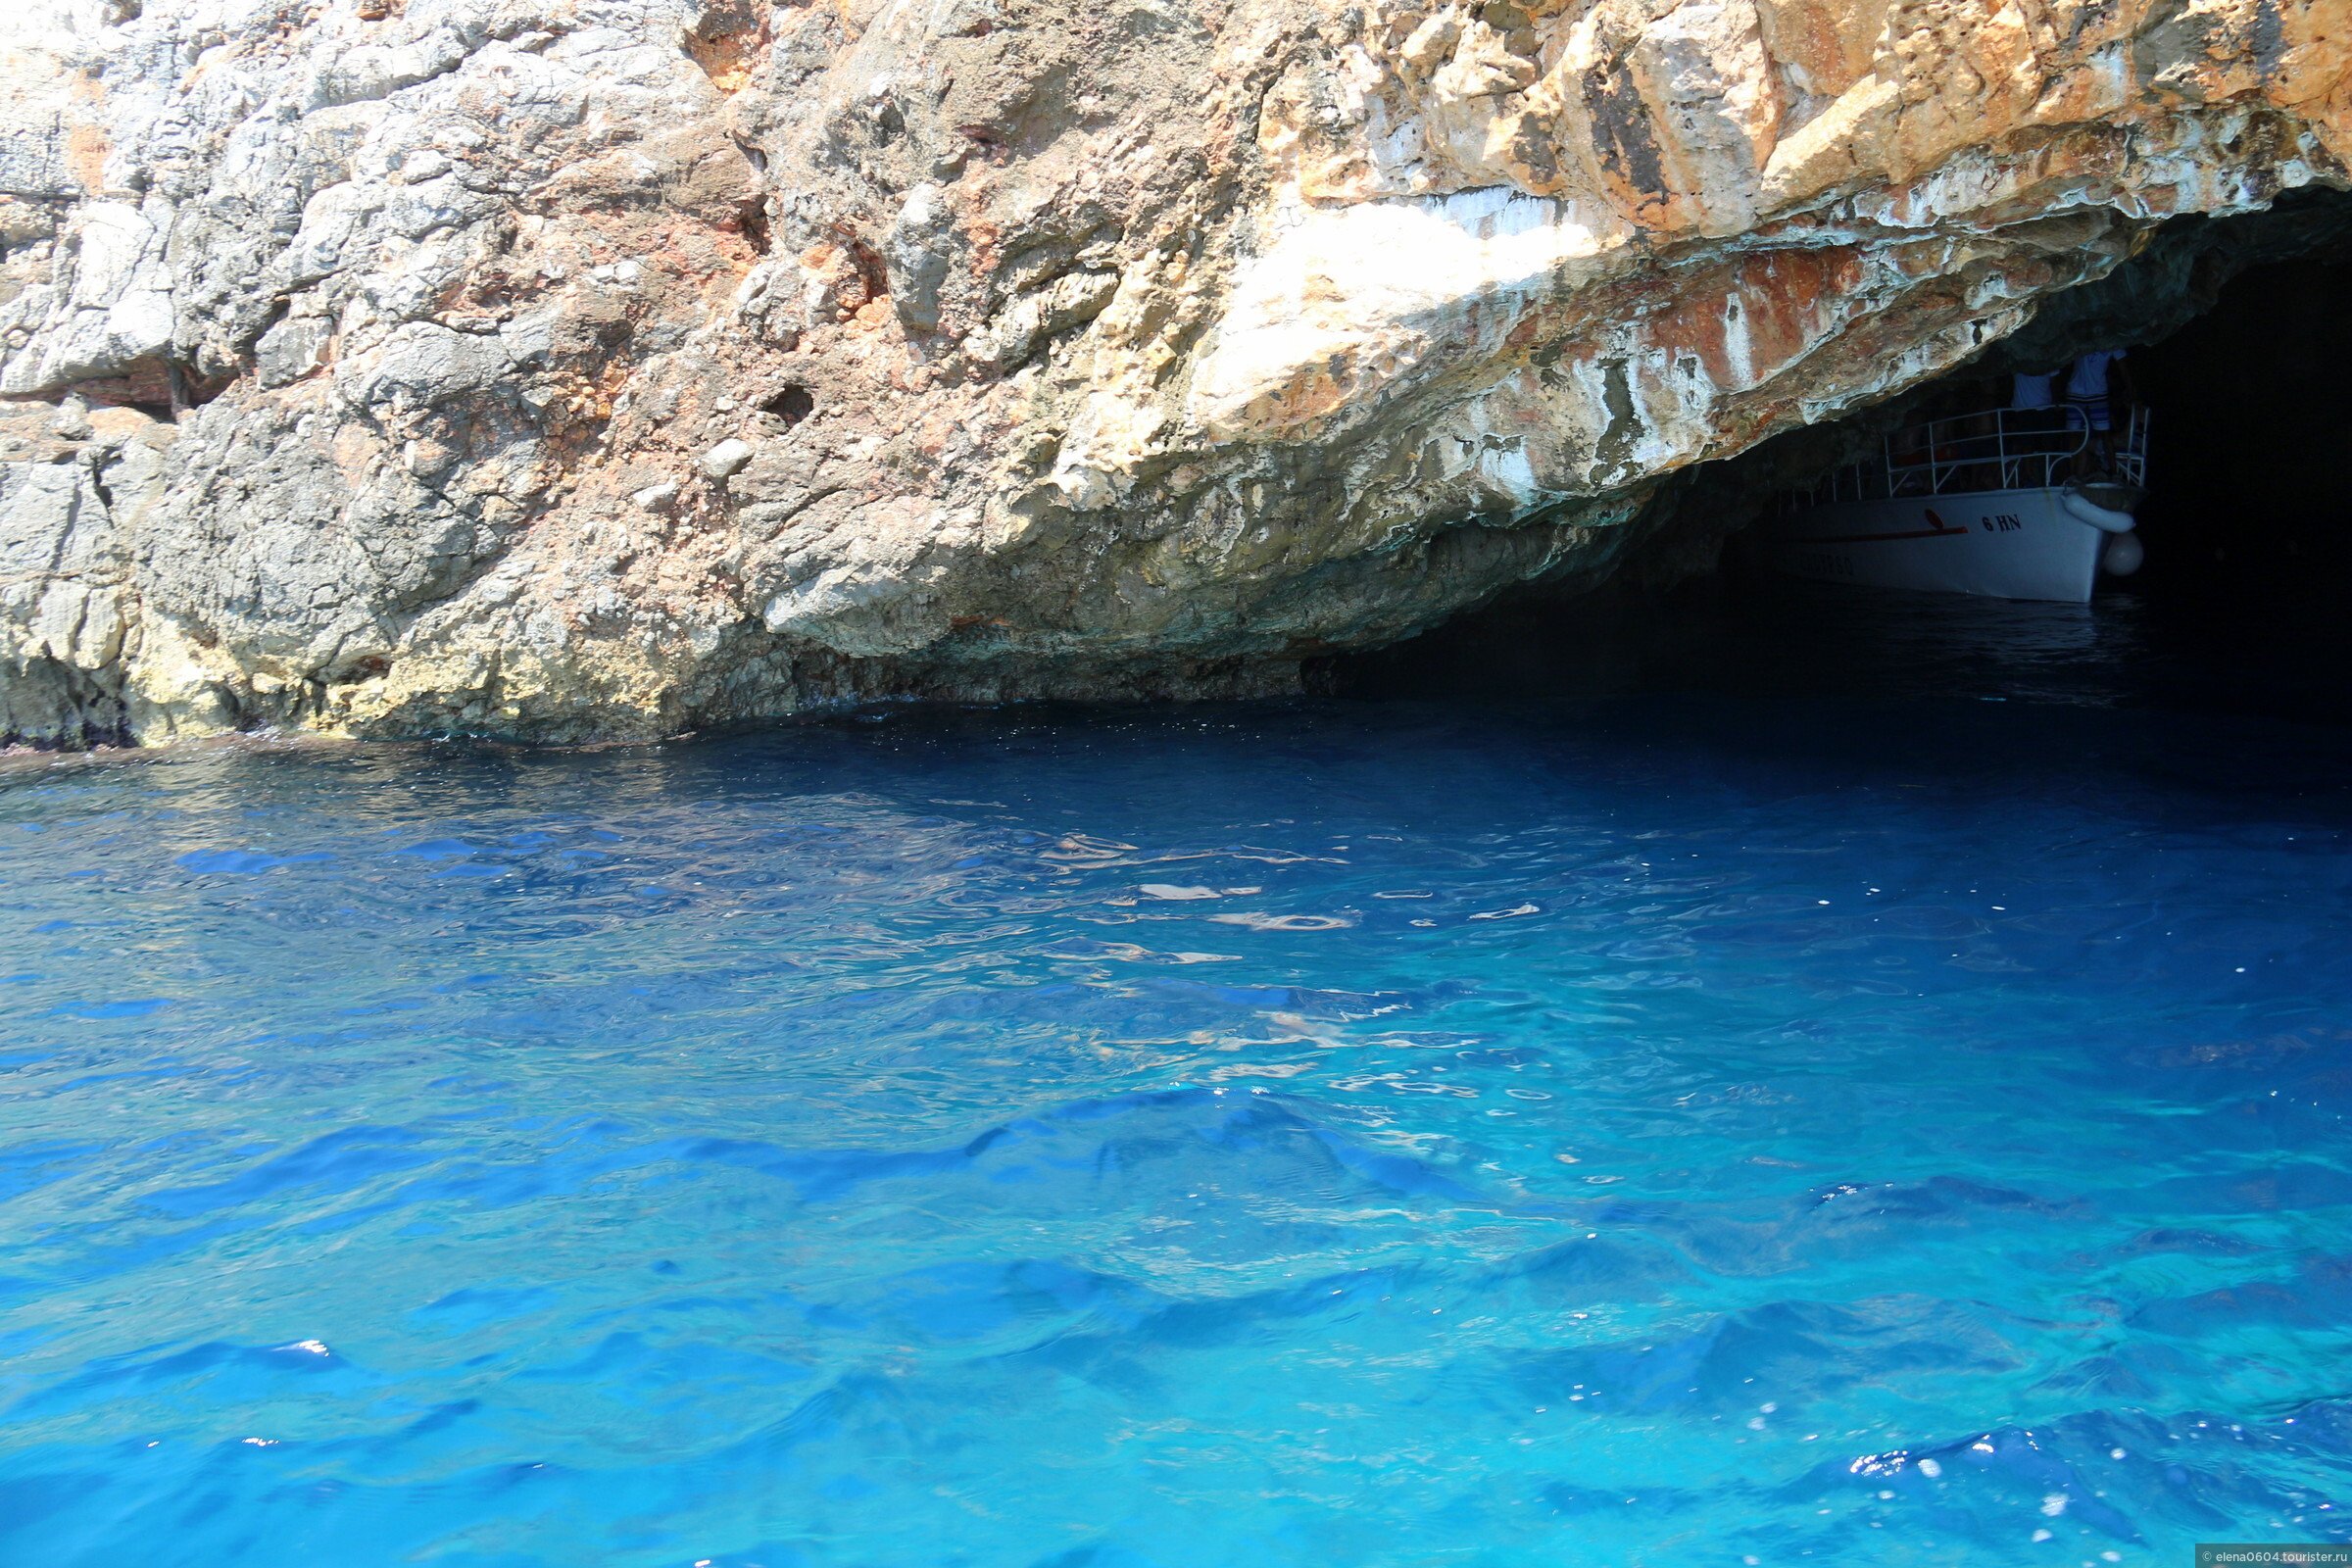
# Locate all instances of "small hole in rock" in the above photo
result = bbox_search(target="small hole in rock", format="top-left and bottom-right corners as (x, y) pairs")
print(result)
(737, 198), (770, 255)
(762, 386), (815, 425)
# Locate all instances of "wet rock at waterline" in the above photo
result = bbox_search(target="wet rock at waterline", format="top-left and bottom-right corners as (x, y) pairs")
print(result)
(3, 0), (2350, 743)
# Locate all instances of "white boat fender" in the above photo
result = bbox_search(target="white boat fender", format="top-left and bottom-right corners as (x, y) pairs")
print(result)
(2063, 489), (2137, 534)
(2100, 531), (2145, 577)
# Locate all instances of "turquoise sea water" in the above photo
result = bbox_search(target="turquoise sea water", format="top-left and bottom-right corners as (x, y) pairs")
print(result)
(3, 619), (2350, 1563)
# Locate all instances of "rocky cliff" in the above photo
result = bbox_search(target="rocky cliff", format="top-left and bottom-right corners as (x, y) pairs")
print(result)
(3, 0), (2347, 743)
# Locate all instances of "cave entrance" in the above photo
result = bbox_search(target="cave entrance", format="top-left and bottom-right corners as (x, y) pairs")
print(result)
(1326, 196), (2352, 724)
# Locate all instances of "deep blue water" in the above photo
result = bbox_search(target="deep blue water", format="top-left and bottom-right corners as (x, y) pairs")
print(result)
(3, 605), (2351, 1565)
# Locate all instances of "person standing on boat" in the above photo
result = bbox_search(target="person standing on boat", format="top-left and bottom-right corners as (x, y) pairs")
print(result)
(2064, 350), (2131, 476)
(2006, 368), (2070, 483)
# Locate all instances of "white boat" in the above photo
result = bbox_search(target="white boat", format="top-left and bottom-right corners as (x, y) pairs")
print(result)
(1766, 405), (2149, 603)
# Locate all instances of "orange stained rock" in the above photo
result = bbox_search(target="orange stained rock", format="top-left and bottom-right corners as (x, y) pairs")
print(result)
(64, 123), (110, 192)
(1641, 247), (1864, 392)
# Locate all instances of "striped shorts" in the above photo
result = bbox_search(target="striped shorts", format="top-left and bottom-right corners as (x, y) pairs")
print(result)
(2064, 395), (2113, 433)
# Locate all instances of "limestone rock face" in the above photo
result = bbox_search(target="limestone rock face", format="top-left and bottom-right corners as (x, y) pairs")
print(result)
(1, 0), (2347, 741)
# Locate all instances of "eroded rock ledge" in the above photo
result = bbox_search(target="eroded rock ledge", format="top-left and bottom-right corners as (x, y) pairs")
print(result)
(2, 0), (2347, 743)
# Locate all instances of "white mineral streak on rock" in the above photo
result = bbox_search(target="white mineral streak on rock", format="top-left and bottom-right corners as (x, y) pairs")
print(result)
(1190, 188), (1630, 440)
(0, 0), (2346, 743)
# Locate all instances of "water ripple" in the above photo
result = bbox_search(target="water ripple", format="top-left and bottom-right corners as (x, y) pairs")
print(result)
(0, 699), (2347, 1563)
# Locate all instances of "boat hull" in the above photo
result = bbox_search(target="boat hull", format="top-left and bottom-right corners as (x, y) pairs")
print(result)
(1768, 487), (2109, 604)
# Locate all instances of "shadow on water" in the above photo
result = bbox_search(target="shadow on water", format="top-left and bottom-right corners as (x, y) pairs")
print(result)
(1329, 566), (2352, 732)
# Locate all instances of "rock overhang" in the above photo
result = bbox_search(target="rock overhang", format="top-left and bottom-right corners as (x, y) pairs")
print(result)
(0, 0), (2347, 744)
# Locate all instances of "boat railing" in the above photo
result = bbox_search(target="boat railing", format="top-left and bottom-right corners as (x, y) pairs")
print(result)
(1791, 403), (2149, 507)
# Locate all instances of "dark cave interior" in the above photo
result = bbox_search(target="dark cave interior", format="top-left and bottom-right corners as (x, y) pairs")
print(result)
(2129, 257), (2350, 597)
(1326, 197), (2352, 723)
